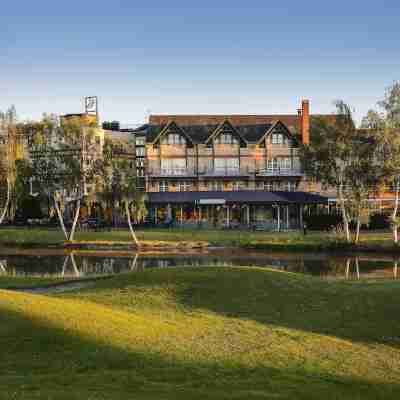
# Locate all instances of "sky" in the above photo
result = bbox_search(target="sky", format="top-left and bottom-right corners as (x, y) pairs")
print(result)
(1, 0), (399, 125)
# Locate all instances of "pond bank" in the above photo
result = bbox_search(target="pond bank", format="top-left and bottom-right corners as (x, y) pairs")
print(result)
(1, 228), (400, 255)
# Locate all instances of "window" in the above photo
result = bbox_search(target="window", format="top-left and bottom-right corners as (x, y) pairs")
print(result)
(279, 158), (291, 170)
(271, 133), (290, 145)
(214, 158), (239, 172)
(209, 181), (224, 191)
(267, 158), (291, 170)
(135, 137), (145, 146)
(178, 181), (191, 192)
(161, 133), (185, 145)
(286, 181), (297, 192)
(215, 133), (238, 145)
(161, 158), (186, 174)
(136, 159), (144, 167)
(232, 181), (245, 191)
(159, 181), (169, 192)
(136, 147), (145, 157)
(264, 182), (273, 191)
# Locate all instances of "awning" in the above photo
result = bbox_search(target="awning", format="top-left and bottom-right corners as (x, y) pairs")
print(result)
(147, 191), (328, 205)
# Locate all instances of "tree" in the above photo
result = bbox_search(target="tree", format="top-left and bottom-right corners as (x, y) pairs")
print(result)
(365, 81), (400, 243)
(30, 116), (103, 241)
(378, 81), (400, 128)
(0, 106), (18, 224)
(300, 101), (375, 243)
(100, 139), (146, 247)
(344, 136), (377, 243)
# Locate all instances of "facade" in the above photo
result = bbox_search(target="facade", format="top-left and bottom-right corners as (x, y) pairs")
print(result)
(121, 125), (147, 191)
(139, 100), (331, 228)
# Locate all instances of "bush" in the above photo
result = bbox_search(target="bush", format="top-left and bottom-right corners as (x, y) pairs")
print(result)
(304, 213), (342, 231)
(368, 213), (390, 230)
(14, 196), (43, 223)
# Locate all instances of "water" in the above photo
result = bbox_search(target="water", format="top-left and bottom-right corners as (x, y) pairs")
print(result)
(0, 248), (399, 281)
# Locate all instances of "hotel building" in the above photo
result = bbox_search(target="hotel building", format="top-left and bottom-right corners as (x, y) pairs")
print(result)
(139, 100), (331, 229)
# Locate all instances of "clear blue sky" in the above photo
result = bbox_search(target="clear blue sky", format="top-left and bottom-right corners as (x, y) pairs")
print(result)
(1, 0), (399, 125)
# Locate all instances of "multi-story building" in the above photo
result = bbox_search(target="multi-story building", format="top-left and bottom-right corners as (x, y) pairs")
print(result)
(141, 100), (331, 228)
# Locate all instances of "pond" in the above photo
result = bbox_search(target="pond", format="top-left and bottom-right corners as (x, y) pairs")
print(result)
(0, 248), (399, 281)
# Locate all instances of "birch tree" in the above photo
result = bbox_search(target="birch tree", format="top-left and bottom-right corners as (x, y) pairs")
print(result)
(363, 81), (400, 244)
(30, 116), (102, 241)
(101, 140), (146, 247)
(300, 101), (358, 243)
(0, 107), (18, 224)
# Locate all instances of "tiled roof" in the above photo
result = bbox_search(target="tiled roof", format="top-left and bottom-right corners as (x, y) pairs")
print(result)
(149, 114), (302, 131)
(146, 123), (280, 144)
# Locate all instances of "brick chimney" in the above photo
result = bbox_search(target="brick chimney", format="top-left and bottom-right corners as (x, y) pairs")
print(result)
(301, 99), (310, 145)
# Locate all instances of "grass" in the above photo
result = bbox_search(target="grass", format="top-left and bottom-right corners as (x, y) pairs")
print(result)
(1, 227), (400, 253)
(0, 276), (64, 289)
(1, 267), (400, 399)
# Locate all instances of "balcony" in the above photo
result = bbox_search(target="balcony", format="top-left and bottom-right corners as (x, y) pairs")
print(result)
(200, 167), (253, 177)
(148, 168), (197, 177)
(256, 168), (304, 177)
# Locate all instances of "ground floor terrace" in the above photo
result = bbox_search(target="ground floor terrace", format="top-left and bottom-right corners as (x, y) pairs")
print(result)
(147, 191), (328, 230)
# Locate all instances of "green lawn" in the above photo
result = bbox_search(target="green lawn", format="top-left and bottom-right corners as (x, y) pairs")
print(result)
(1, 267), (400, 399)
(0, 276), (64, 289)
(0, 227), (398, 252)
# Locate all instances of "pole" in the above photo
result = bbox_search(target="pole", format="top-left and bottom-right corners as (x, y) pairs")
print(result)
(277, 206), (280, 232)
(180, 205), (183, 226)
(299, 205), (303, 230)
(286, 205), (290, 230)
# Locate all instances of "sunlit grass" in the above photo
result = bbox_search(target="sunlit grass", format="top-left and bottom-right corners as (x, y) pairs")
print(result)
(1, 267), (400, 398)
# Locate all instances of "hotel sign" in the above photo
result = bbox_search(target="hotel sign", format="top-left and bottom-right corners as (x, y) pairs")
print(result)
(198, 199), (226, 205)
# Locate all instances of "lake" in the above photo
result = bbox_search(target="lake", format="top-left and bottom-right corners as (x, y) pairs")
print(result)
(0, 247), (399, 281)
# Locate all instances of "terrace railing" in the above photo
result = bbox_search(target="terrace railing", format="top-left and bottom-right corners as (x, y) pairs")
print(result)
(256, 168), (304, 177)
(148, 168), (197, 177)
(200, 167), (253, 177)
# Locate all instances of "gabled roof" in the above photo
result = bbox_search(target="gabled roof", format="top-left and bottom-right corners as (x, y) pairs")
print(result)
(205, 120), (247, 144)
(149, 114), (303, 133)
(256, 120), (299, 145)
(151, 121), (194, 145)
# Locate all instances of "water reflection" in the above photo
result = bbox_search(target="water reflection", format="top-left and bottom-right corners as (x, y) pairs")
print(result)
(0, 250), (399, 280)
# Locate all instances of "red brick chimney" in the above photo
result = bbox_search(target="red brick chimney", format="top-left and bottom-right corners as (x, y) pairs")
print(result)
(301, 99), (310, 145)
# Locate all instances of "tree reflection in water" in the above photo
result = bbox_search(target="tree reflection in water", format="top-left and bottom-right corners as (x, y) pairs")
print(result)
(1, 251), (400, 279)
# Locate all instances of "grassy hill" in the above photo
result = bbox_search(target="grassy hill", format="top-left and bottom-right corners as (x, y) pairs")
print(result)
(1, 267), (400, 399)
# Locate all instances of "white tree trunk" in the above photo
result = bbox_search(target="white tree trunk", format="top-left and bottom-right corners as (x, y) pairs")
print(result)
(69, 199), (81, 241)
(338, 182), (350, 243)
(392, 180), (399, 244)
(355, 218), (361, 244)
(0, 179), (10, 225)
(125, 201), (140, 247)
(53, 196), (69, 240)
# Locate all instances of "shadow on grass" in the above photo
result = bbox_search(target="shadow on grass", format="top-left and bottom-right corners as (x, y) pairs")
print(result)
(0, 300), (399, 400)
(115, 266), (400, 348)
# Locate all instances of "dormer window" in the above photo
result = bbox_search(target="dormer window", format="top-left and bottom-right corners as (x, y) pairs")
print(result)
(215, 133), (238, 145)
(161, 133), (185, 145)
(271, 133), (292, 146)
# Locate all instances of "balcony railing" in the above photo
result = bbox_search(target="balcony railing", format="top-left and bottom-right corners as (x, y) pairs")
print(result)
(148, 168), (197, 177)
(148, 167), (304, 178)
(256, 168), (304, 177)
(200, 167), (252, 177)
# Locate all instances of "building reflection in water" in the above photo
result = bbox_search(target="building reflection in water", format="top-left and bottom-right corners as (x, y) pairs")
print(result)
(0, 252), (399, 280)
